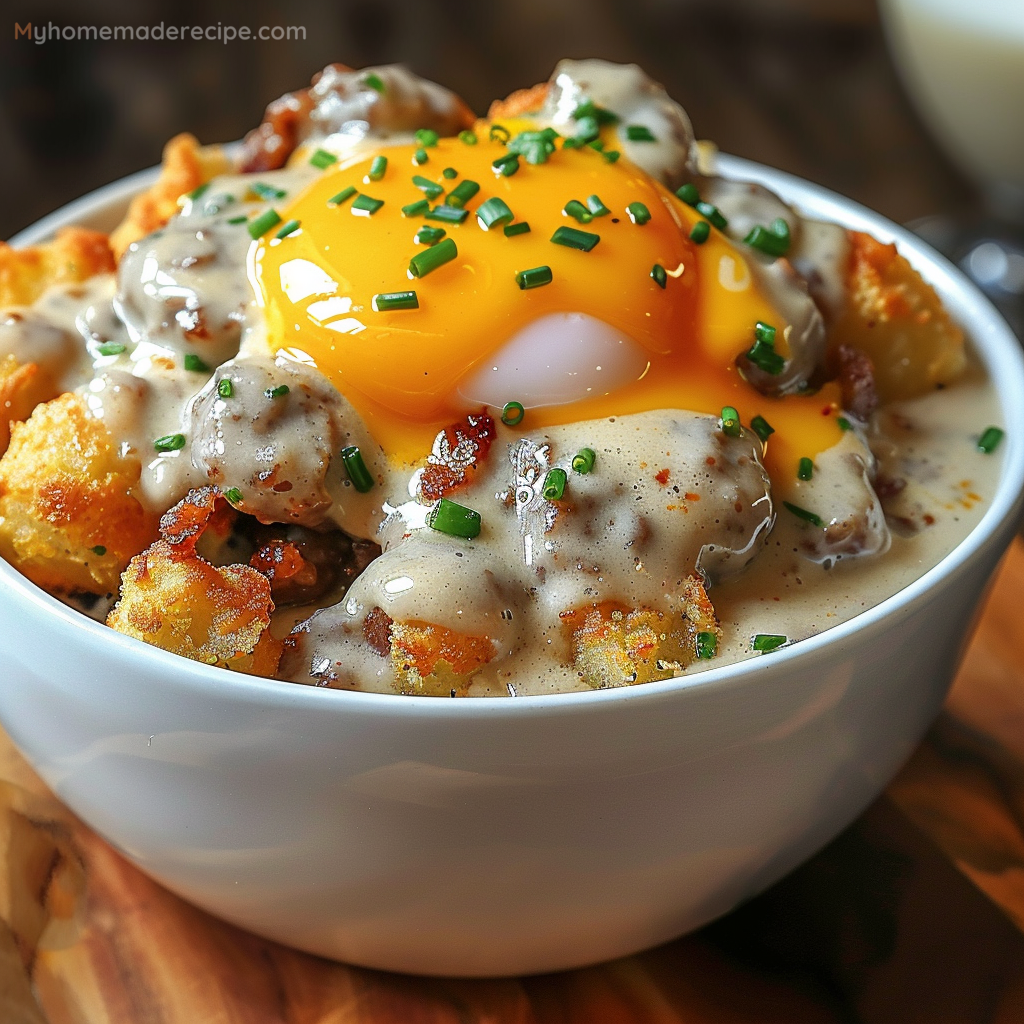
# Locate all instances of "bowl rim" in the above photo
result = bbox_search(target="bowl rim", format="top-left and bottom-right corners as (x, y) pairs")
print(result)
(7, 152), (1024, 718)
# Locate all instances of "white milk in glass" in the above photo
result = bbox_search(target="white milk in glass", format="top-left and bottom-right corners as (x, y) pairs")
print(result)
(880, 0), (1024, 210)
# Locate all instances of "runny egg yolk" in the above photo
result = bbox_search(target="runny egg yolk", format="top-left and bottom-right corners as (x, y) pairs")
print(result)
(251, 129), (843, 478)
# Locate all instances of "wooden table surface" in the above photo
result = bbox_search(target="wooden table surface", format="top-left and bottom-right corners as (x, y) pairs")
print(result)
(1, 538), (1023, 1023)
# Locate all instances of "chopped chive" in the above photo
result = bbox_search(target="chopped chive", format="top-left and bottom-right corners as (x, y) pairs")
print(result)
(563, 200), (593, 224)
(227, 215), (248, 225)
(248, 209), (282, 239)
(351, 194), (384, 216)
(185, 182), (210, 202)
(675, 183), (701, 206)
(572, 448), (596, 474)
(602, 150), (620, 163)
(504, 221), (531, 237)
(97, 341), (126, 356)
(572, 100), (619, 125)
(402, 198), (431, 217)
(745, 321), (785, 375)
(372, 290), (419, 311)
(415, 225), (446, 246)
(184, 353), (209, 372)
(501, 401), (525, 426)
(508, 129), (558, 165)
(442, 167), (458, 179)
(721, 406), (741, 438)
(626, 202), (651, 226)
(542, 468), (568, 502)
(515, 265), (553, 290)
(413, 148), (429, 165)
(217, 378), (234, 399)
(415, 128), (439, 148)
(428, 497), (481, 539)
(328, 185), (357, 207)
(752, 634), (788, 653)
(458, 129), (477, 145)
(224, 487), (243, 505)
(426, 204), (469, 224)
(695, 631), (717, 659)
(551, 226), (600, 252)
(586, 195), (610, 217)
(251, 182), (287, 201)
(561, 137), (584, 150)
(573, 115), (600, 143)
(446, 179), (480, 208)
(154, 433), (186, 453)
(783, 501), (824, 528)
(476, 197), (514, 230)
(275, 218), (301, 239)
(412, 175), (444, 199)
(837, 416), (853, 432)
(651, 263), (667, 288)
(491, 152), (520, 176)
(689, 221), (711, 244)
(265, 385), (290, 400)
(695, 201), (728, 229)
(744, 223), (790, 257)
(362, 72), (386, 93)
(587, 139), (605, 152)
(978, 426), (1004, 453)
(409, 237), (458, 277)
(625, 124), (656, 142)
(489, 124), (511, 144)
(797, 457), (814, 481)
(368, 155), (388, 181)
(91, 545), (107, 557)
(340, 445), (375, 492)
(750, 415), (774, 442)
(309, 148), (337, 170)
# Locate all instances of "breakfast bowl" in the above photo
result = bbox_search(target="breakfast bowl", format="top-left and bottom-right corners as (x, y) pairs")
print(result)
(1, 63), (1023, 978)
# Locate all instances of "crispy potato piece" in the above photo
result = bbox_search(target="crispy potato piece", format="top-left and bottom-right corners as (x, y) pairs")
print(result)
(830, 231), (966, 402)
(108, 540), (281, 675)
(487, 82), (550, 120)
(564, 576), (720, 689)
(0, 355), (55, 456)
(0, 227), (114, 308)
(107, 488), (282, 676)
(0, 393), (157, 594)
(363, 607), (496, 696)
(391, 620), (496, 697)
(109, 133), (231, 259)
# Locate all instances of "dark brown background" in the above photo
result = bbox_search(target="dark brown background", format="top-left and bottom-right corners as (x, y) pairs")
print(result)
(0, 0), (974, 242)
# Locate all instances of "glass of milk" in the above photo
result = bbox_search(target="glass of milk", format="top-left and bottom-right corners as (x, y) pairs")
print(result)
(879, 0), (1024, 335)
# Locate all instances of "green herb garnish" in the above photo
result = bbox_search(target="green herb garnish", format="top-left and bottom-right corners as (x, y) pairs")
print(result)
(695, 632), (717, 659)
(154, 433), (186, 453)
(750, 415), (774, 442)
(752, 634), (787, 653)
(721, 406), (741, 438)
(551, 226), (600, 252)
(978, 426), (1005, 453)
(183, 354), (209, 372)
(248, 209), (282, 239)
(651, 264), (667, 289)
(783, 501), (824, 528)
(372, 291), (419, 312)
(340, 445), (375, 492)
(409, 237), (458, 277)
(309, 148), (337, 170)
(501, 401), (525, 426)
(625, 125), (656, 142)
(626, 202), (651, 225)
(797, 457), (814, 481)
(515, 266), (553, 290)
(428, 498), (481, 539)
(542, 468), (568, 502)
(572, 448), (596, 474)
(328, 186), (357, 207)
(477, 197), (514, 230)
(265, 385), (290, 400)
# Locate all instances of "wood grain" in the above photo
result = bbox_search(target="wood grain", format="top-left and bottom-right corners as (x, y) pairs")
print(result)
(5, 539), (1024, 1022)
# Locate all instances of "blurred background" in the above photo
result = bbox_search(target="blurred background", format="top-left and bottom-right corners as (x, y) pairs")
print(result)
(1, 0), (1021, 328)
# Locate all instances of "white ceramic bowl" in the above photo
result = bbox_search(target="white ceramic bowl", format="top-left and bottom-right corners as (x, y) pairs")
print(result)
(2, 156), (1023, 978)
